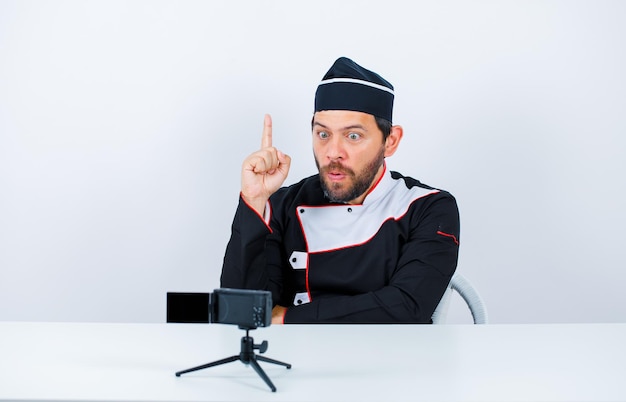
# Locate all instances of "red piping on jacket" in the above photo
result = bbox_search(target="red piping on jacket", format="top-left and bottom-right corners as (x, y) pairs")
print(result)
(240, 192), (273, 233)
(437, 230), (459, 246)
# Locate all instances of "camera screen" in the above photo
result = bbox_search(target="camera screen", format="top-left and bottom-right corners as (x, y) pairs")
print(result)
(215, 288), (272, 328)
(166, 289), (271, 327)
(166, 292), (211, 323)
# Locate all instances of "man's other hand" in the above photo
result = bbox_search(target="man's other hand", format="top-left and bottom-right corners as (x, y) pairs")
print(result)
(271, 305), (287, 325)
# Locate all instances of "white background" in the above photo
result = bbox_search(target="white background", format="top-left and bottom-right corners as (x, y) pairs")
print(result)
(1, 0), (624, 324)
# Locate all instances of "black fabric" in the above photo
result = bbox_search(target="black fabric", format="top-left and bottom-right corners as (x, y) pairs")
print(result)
(220, 171), (460, 324)
(314, 57), (394, 122)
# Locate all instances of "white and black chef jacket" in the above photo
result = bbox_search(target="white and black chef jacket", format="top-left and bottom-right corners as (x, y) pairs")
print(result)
(221, 165), (460, 324)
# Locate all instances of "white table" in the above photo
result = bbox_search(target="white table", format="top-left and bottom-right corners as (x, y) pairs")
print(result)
(0, 321), (625, 401)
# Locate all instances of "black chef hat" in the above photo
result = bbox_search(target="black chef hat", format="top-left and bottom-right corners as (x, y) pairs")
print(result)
(314, 57), (394, 122)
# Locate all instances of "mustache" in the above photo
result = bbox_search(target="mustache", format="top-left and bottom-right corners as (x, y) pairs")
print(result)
(320, 161), (355, 176)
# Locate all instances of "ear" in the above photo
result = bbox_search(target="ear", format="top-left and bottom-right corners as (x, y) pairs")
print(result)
(384, 125), (403, 157)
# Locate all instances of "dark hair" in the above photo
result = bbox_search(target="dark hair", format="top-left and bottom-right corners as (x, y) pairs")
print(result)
(311, 115), (393, 142)
(375, 116), (392, 141)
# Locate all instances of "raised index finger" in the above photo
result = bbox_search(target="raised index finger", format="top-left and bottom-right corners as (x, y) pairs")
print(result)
(261, 114), (272, 149)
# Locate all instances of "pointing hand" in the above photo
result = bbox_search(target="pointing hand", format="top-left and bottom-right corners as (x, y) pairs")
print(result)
(241, 114), (291, 216)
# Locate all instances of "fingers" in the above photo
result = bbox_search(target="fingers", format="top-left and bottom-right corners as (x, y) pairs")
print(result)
(245, 147), (290, 176)
(277, 149), (291, 172)
(261, 114), (272, 149)
(242, 112), (290, 181)
(247, 148), (279, 174)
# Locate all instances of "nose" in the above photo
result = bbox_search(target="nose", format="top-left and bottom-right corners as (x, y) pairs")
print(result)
(325, 136), (346, 161)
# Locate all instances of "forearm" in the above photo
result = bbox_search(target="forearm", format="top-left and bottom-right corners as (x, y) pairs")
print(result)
(220, 195), (287, 305)
(220, 196), (271, 290)
(282, 271), (452, 324)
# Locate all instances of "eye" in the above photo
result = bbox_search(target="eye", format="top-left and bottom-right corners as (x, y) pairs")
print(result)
(347, 132), (362, 141)
(318, 131), (330, 139)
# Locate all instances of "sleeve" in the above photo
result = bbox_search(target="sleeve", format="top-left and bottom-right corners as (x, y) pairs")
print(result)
(220, 195), (287, 305)
(282, 194), (460, 324)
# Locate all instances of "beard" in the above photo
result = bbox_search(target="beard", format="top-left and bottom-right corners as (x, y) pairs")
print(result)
(315, 147), (386, 204)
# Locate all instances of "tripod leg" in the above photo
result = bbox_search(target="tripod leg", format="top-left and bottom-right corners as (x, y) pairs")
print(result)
(256, 355), (292, 369)
(175, 355), (239, 377)
(248, 357), (277, 392)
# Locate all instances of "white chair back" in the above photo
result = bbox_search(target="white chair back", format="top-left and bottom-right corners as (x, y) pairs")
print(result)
(432, 273), (488, 324)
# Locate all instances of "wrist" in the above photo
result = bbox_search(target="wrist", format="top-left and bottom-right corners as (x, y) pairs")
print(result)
(240, 193), (268, 217)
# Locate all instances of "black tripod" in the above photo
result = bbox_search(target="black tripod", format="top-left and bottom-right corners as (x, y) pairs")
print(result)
(175, 327), (292, 392)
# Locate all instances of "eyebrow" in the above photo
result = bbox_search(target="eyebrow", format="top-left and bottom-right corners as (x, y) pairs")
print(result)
(313, 122), (368, 131)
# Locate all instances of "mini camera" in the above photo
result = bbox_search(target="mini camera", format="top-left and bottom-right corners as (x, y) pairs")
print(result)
(167, 288), (272, 329)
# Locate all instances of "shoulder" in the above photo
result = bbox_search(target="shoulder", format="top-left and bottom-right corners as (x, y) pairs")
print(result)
(387, 171), (459, 219)
(275, 174), (320, 195)
(389, 170), (456, 202)
(270, 174), (325, 207)
(388, 171), (460, 242)
(390, 170), (440, 191)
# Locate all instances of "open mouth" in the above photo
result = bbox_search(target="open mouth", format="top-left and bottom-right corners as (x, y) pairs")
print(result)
(327, 171), (347, 181)
(323, 163), (352, 182)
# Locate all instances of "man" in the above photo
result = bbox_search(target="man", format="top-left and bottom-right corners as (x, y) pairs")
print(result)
(221, 57), (460, 324)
